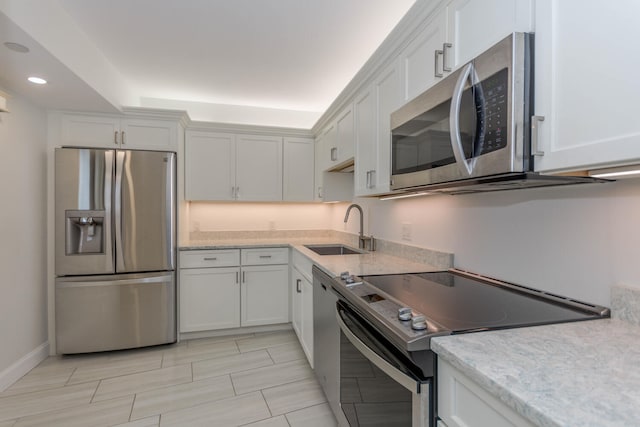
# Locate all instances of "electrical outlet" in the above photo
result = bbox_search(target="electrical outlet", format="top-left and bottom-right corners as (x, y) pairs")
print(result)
(402, 222), (412, 241)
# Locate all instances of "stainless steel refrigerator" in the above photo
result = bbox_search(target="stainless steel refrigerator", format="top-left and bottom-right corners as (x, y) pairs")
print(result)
(55, 148), (176, 354)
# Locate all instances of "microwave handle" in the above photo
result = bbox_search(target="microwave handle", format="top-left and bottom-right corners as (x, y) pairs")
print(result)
(449, 62), (476, 176)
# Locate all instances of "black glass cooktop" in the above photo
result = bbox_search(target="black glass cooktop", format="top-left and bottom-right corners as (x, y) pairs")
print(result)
(361, 271), (607, 333)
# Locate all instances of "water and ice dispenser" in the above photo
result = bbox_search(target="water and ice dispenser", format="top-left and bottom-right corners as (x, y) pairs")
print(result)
(65, 210), (105, 255)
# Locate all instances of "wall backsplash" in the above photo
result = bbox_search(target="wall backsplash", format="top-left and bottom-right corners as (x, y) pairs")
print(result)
(186, 178), (640, 308)
(611, 284), (640, 326)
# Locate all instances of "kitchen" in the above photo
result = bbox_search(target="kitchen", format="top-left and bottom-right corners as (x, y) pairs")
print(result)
(1, 0), (640, 426)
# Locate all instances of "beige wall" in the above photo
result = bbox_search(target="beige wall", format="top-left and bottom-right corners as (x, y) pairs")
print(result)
(0, 90), (48, 382)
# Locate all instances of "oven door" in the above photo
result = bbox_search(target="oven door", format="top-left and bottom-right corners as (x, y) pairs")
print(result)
(336, 300), (432, 427)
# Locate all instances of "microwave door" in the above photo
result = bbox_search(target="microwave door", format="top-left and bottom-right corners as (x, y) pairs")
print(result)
(449, 62), (480, 177)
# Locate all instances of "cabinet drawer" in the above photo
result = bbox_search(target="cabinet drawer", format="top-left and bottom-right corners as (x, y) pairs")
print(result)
(179, 249), (240, 268)
(241, 247), (289, 265)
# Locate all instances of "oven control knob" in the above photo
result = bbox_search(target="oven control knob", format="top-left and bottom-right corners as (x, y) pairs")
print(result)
(411, 315), (428, 331)
(398, 307), (412, 321)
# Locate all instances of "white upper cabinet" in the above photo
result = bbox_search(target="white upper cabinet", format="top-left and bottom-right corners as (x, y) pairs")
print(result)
(400, 6), (450, 102)
(533, 0), (640, 173)
(354, 86), (376, 196)
(446, 0), (533, 69)
(185, 130), (283, 201)
(235, 134), (283, 201)
(185, 131), (236, 201)
(283, 137), (315, 201)
(314, 123), (353, 202)
(356, 61), (402, 196)
(59, 113), (179, 151)
(335, 105), (355, 165)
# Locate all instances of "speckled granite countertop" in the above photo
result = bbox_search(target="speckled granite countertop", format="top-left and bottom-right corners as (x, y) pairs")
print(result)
(180, 231), (453, 276)
(432, 312), (640, 426)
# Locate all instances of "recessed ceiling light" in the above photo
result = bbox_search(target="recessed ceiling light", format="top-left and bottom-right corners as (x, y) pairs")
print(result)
(28, 76), (47, 85)
(4, 42), (30, 53)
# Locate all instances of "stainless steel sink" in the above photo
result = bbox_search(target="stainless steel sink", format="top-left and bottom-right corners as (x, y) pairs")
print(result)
(304, 244), (365, 256)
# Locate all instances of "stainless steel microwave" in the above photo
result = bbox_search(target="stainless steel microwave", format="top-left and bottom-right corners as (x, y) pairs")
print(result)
(390, 33), (534, 193)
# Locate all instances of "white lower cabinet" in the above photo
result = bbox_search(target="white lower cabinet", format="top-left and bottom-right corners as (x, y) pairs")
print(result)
(179, 248), (289, 333)
(241, 264), (290, 327)
(291, 259), (314, 367)
(179, 266), (240, 332)
(437, 359), (535, 427)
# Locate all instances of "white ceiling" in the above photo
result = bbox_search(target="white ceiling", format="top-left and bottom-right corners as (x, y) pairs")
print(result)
(1, 0), (416, 127)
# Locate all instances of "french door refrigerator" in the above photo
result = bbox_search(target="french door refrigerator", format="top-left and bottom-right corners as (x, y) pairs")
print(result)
(54, 148), (176, 354)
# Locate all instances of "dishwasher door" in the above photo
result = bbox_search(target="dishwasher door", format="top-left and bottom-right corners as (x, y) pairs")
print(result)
(55, 272), (176, 354)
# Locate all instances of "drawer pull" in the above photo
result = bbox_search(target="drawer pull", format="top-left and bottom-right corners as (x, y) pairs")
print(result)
(259, 255), (272, 259)
(203, 257), (218, 261)
(296, 279), (302, 293)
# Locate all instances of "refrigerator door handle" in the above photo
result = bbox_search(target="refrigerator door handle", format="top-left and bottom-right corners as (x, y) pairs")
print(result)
(114, 150), (126, 271)
(56, 274), (172, 288)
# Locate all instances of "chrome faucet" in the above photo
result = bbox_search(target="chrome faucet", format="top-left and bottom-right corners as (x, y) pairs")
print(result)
(344, 203), (375, 251)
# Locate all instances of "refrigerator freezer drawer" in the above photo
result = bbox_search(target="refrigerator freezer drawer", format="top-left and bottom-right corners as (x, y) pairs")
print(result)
(55, 272), (176, 354)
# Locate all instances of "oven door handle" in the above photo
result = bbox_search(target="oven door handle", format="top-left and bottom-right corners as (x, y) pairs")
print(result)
(336, 307), (420, 393)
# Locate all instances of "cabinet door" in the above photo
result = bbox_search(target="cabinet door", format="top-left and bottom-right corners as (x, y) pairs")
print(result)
(533, 0), (640, 173)
(438, 359), (536, 427)
(185, 131), (236, 201)
(241, 264), (289, 326)
(61, 114), (121, 148)
(179, 267), (240, 332)
(447, 0), (533, 69)
(283, 137), (315, 201)
(300, 275), (314, 367)
(335, 105), (355, 165)
(354, 86), (376, 196)
(374, 59), (402, 194)
(121, 119), (178, 151)
(291, 268), (303, 338)
(400, 7), (449, 102)
(235, 135), (283, 201)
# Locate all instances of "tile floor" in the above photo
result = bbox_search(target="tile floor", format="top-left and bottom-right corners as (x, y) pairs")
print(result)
(0, 330), (338, 427)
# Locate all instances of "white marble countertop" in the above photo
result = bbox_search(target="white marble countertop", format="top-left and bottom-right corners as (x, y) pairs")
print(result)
(180, 236), (447, 277)
(432, 318), (640, 427)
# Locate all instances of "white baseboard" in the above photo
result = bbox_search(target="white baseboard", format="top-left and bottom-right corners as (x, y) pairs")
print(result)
(0, 341), (49, 392)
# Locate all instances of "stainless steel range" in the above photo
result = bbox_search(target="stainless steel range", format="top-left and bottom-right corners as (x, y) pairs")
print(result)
(312, 267), (610, 427)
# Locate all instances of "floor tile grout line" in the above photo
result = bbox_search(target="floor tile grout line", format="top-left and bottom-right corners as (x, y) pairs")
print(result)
(259, 389), (275, 418)
(89, 379), (101, 403)
(128, 393), (137, 422)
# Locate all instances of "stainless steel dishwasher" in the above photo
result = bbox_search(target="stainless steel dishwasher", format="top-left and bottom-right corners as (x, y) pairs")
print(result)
(313, 266), (348, 427)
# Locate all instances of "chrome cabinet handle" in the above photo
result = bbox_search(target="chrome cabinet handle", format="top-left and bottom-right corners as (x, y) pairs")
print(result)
(296, 279), (301, 293)
(242, 271), (245, 283)
(114, 131), (119, 145)
(330, 147), (338, 161)
(366, 170), (376, 189)
(203, 257), (217, 261)
(259, 255), (272, 259)
(236, 271), (239, 284)
(531, 116), (545, 156)
(121, 131), (126, 145)
(442, 43), (452, 72)
(434, 49), (444, 78)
